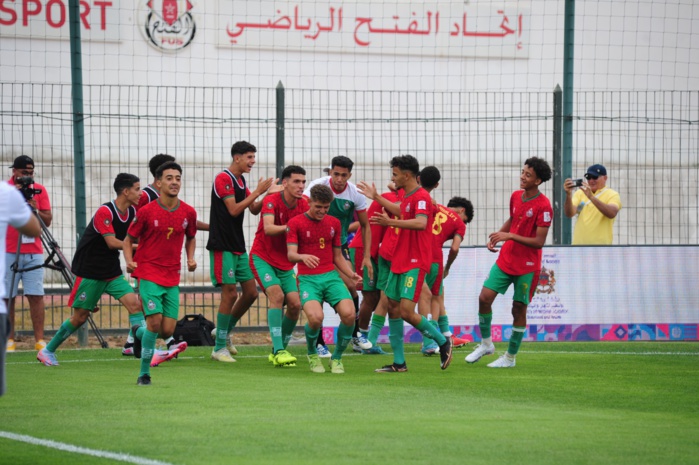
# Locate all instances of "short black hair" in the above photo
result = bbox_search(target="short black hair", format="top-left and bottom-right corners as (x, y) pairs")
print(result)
(281, 165), (306, 180)
(447, 196), (474, 224)
(390, 154), (420, 176)
(231, 141), (257, 158)
(310, 184), (334, 204)
(330, 155), (354, 172)
(113, 173), (140, 195)
(525, 157), (552, 184)
(419, 166), (441, 189)
(155, 161), (182, 179)
(149, 154), (175, 177)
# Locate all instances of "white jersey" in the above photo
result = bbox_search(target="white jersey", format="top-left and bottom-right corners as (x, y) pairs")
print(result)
(304, 176), (367, 244)
(0, 183), (33, 313)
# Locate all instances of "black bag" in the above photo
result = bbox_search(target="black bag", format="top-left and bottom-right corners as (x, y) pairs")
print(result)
(172, 314), (216, 346)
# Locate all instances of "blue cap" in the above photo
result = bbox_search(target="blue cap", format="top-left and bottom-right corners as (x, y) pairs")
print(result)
(586, 164), (607, 177)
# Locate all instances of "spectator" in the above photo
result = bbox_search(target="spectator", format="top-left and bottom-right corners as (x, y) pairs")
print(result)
(4, 155), (52, 352)
(564, 164), (622, 245)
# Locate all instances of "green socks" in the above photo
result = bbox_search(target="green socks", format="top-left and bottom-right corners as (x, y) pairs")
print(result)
(268, 308), (283, 353)
(508, 326), (526, 356)
(421, 319), (439, 348)
(416, 316), (446, 346)
(332, 322), (353, 360)
(479, 312), (493, 340)
(438, 315), (451, 336)
(46, 319), (78, 353)
(368, 314), (386, 345)
(139, 329), (157, 377)
(281, 315), (297, 349)
(388, 318), (405, 365)
(127, 313), (146, 343)
(305, 323), (319, 355)
(215, 313), (232, 351)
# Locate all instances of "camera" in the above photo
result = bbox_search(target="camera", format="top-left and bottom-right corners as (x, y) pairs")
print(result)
(573, 179), (584, 188)
(16, 176), (43, 201)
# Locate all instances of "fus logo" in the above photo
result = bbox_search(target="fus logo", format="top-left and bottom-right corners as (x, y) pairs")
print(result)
(139, 0), (196, 52)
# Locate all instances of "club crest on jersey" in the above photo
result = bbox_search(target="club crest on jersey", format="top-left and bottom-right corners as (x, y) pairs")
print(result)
(267, 202), (273, 209)
(227, 269), (234, 278)
(343, 201), (350, 210)
(330, 227), (335, 237)
(147, 300), (156, 310)
(226, 184), (231, 191)
(79, 292), (87, 301)
(183, 219), (189, 229)
(103, 219), (111, 227)
(264, 273), (272, 282)
(154, 220), (159, 227)
(526, 208), (533, 218)
(406, 203), (411, 212)
(302, 291), (309, 299)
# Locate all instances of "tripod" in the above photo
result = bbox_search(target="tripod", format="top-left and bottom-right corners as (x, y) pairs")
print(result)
(8, 211), (108, 348)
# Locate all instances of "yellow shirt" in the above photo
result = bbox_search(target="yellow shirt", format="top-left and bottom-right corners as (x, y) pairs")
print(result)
(572, 187), (622, 245)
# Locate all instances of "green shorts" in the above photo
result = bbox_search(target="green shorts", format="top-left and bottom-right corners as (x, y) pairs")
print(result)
(209, 250), (254, 286)
(425, 262), (444, 296)
(349, 248), (378, 292)
(483, 263), (536, 305)
(69, 275), (134, 311)
(376, 256), (392, 292)
(138, 279), (180, 320)
(298, 271), (352, 308)
(250, 254), (298, 294)
(385, 268), (426, 303)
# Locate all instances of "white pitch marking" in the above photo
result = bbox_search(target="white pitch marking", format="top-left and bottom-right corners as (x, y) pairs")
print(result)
(0, 431), (176, 465)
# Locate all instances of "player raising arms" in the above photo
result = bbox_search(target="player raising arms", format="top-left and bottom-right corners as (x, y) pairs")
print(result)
(286, 184), (362, 374)
(465, 157), (552, 368)
(249, 165), (309, 367)
(207, 141), (276, 363)
(38, 174), (144, 366)
(358, 155), (453, 373)
(123, 162), (198, 385)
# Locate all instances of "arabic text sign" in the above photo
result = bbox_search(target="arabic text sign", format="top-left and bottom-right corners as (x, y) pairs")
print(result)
(218, 1), (528, 58)
(0, 0), (119, 41)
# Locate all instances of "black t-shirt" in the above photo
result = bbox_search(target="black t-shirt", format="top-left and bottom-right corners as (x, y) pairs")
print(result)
(72, 201), (136, 280)
(206, 169), (249, 253)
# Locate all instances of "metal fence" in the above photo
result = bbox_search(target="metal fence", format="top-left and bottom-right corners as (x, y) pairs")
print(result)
(2, 83), (698, 334)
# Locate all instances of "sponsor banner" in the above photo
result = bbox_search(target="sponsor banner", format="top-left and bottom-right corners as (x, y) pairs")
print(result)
(0, 0), (119, 41)
(322, 246), (699, 342)
(218, 1), (528, 58)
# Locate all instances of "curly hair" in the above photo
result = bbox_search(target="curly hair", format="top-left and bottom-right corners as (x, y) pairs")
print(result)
(525, 157), (552, 183)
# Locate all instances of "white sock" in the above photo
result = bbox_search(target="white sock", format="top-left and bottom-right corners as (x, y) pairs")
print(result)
(483, 337), (493, 346)
(164, 336), (174, 345)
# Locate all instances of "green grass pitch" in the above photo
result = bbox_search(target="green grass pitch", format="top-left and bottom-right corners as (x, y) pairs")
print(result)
(2, 342), (698, 465)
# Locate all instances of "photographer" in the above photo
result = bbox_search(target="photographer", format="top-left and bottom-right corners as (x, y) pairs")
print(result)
(4, 155), (52, 352)
(1, 181), (41, 395)
(564, 164), (622, 245)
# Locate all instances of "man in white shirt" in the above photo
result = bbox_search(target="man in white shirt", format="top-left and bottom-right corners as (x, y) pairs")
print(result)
(0, 181), (41, 396)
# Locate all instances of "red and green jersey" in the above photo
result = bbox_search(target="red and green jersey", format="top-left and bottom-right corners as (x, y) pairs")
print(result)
(377, 190), (402, 262)
(127, 199), (197, 287)
(497, 190), (552, 276)
(286, 213), (341, 276)
(250, 192), (309, 271)
(431, 204), (466, 264)
(390, 187), (433, 274)
(349, 191), (398, 260)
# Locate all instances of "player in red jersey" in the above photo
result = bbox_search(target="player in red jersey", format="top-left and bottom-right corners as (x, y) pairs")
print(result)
(358, 155), (453, 373)
(348, 187), (400, 355)
(37, 174), (144, 367)
(249, 165), (309, 367)
(416, 166), (474, 354)
(207, 141), (277, 363)
(286, 184), (361, 374)
(123, 162), (198, 385)
(465, 157), (553, 368)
